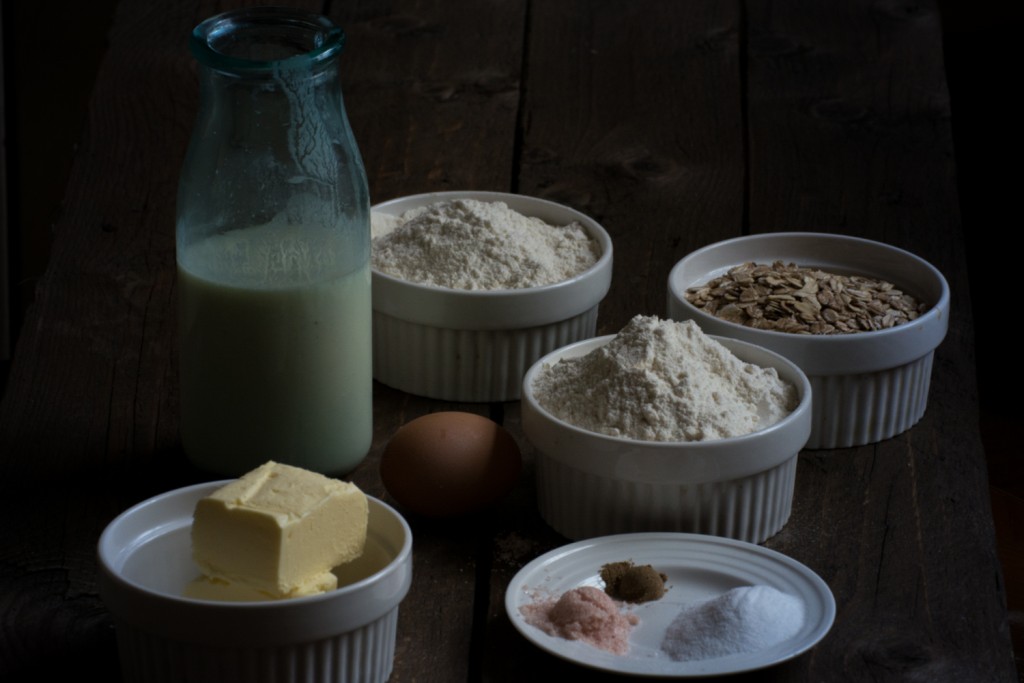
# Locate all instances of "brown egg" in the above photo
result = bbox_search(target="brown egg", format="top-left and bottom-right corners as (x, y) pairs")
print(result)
(380, 411), (522, 517)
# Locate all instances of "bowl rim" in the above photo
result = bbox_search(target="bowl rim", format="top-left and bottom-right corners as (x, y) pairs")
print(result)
(371, 190), (613, 295)
(521, 332), (813, 482)
(666, 232), (950, 375)
(97, 481), (413, 645)
(99, 481), (412, 605)
(369, 191), (614, 329)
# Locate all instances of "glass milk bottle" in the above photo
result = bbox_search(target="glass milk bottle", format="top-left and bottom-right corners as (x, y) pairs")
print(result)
(177, 8), (371, 476)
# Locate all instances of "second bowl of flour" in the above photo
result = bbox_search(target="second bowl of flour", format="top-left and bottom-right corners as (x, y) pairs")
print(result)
(521, 316), (812, 543)
(370, 191), (613, 402)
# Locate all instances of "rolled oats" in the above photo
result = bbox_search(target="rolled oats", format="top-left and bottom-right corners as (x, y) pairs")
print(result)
(684, 261), (928, 335)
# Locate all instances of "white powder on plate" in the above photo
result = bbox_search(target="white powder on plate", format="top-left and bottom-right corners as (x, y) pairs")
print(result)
(371, 199), (601, 290)
(531, 315), (798, 441)
(660, 585), (805, 661)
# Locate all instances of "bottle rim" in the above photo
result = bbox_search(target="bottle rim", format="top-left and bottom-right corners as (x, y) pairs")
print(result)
(190, 7), (345, 73)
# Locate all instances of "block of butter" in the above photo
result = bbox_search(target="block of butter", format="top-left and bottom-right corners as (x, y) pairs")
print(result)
(187, 461), (368, 600)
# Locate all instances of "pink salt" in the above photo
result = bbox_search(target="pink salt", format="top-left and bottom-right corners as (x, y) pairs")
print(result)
(519, 586), (639, 655)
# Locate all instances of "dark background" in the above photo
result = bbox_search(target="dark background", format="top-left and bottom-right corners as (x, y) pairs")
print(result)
(2, 0), (1020, 675)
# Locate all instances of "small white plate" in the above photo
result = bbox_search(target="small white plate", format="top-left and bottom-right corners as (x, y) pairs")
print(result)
(505, 532), (835, 677)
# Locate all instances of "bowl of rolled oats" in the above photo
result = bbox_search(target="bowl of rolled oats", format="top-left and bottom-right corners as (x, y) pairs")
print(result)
(666, 232), (949, 448)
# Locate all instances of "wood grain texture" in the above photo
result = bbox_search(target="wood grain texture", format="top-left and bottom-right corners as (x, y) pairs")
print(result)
(515, 0), (745, 332)
(744, 0), (1012, 679)
(0, 1), (329, 679)
(0, 0), (1014, 681)
(341, 0), (527, 202)
(479, 2), (747, 681)
(337, 1), (528, 679)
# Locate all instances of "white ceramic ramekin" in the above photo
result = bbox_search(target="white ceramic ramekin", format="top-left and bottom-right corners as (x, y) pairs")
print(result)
(371, 191), (613, 402)
(521, 335), (812, 544)
(666, 232), (950, 449)
(98, 482), (413, 683)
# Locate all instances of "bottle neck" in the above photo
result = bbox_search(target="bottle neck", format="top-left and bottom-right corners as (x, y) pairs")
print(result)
(190, 7), (345, 78)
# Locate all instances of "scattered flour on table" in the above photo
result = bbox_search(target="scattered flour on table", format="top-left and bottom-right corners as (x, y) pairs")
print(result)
(532, 315), (798, 441)
(660, 585), (805, 661)
(371, 199), (601, 290)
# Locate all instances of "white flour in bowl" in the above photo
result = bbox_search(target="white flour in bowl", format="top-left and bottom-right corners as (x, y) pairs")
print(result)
(532, 315), (798, 441)
(371, 199), (600, 290)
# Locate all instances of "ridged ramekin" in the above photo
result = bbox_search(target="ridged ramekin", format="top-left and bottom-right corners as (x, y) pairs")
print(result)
(666, 232), (950, 449)
(521, 335), (812, 543)
(371, 191), (613, 402)
(98, 482), (413, 683)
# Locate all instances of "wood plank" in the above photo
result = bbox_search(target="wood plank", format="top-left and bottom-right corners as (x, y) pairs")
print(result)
(1, 8), (8, 364)
(745, 0), (1014, 680)
(0, 0), (120, 377)
(0, 0), (524, 679)
(513, 0), (746, 333)
(0, 0), (1012, 680)
(480, 1), (747, 679)
(0, 2), (337, 677)
(341, 0), (527, 203)
(338, 1), (528, 679)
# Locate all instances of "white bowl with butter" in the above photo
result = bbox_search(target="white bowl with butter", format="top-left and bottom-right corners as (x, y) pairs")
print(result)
(98, 480), (412, 683)
(371, 190), (613, 402)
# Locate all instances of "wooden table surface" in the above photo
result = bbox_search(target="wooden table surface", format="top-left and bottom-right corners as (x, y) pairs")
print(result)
(0, 0), (1015, 680)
